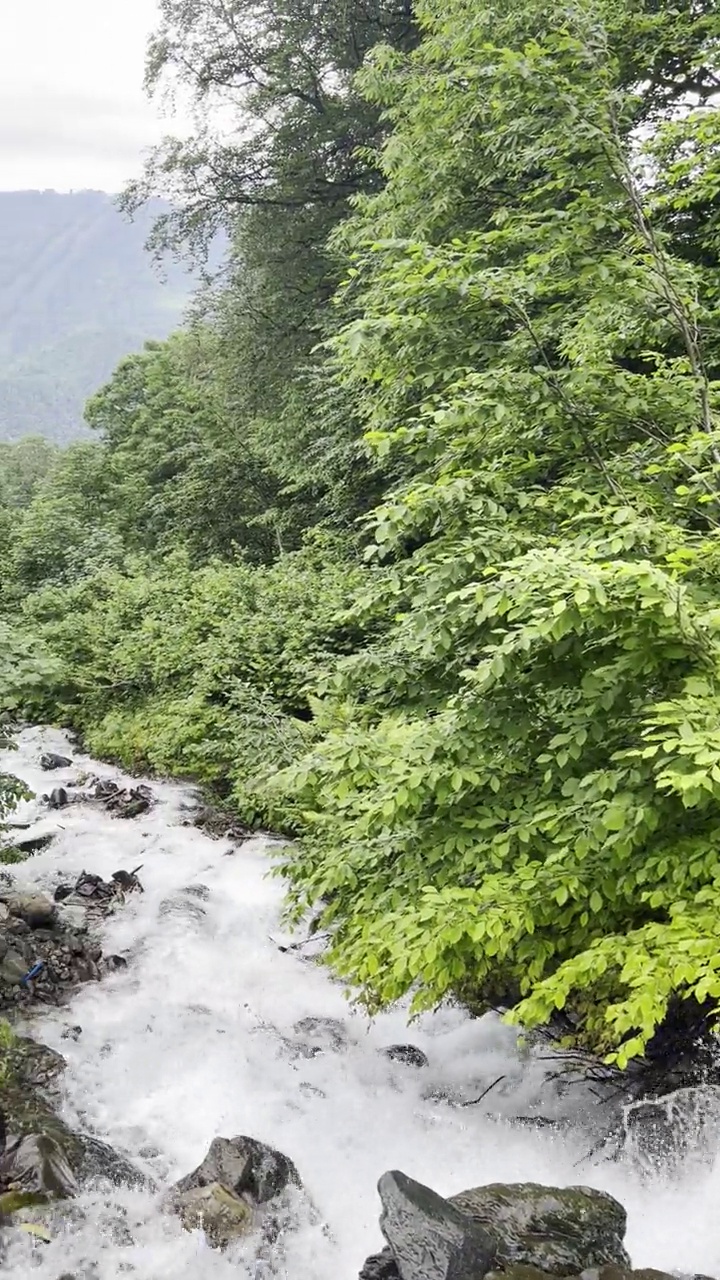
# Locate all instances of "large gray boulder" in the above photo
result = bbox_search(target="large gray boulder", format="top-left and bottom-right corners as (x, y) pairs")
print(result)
(363, 1175), (638, 1280)
(167, 1134), (304, 1252)
(449, 1183), (630, 1275)
(378, 1170), (496, 1280)
(3, 892), (56, 929)
(172, 1134), (300, 1204)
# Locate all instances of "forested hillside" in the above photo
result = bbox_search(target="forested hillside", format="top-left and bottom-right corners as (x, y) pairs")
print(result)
(0, 191), (194, 443)
(2, 0), (720, 1076)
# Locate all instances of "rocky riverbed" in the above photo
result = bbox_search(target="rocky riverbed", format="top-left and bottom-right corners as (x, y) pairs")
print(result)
(1, 727), (720, 1279)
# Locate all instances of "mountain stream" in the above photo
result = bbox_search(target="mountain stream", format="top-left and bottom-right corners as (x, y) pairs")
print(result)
(2, 727), (720, 1279)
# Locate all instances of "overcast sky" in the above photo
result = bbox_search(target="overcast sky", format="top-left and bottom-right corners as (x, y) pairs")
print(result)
(0, 0), (182, 192)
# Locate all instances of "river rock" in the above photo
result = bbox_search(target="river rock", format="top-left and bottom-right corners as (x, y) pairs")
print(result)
(0, 950), (29, 985)
(382, 1045), (429, 1068)
(4, 892), (56, 929)
(570, 1270), (717, 1280)
(0, 1133), (79, 1205)
(95, 781), (153, 819)
(47, 787), (69, 809)
(0, 1032), (148, 1206)
(7, 832), (56, 856)
(73, 1134), (151, 1190)
(293, 1016), (348, 1055)
(4, 1037), (65, 1090)
(167, 1134), (303, 1251)
(172, 1134), (301, 1205)
(448, 1183), (631, 1274)
(40, 753), (72, 771)
(360, 1247), (401, 1280)
(0, 873), (134, 1014)
(378, 1170), (496, 1280)
(174, 1182), (253, 1247)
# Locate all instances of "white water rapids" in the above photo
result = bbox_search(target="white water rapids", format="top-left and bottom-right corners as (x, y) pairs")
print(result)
(1, 726), (720, 1278)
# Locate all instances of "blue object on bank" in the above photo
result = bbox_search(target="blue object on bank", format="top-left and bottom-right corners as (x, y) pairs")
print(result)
(21, 961), (44, 986)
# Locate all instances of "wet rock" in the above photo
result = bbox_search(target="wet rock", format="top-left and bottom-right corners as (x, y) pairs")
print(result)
(172, 1134), (301, 1205)
(53, 869), (142, 918)
(1, 1034), (149, 1202)
(93, 778), (120, 801)
(449, 1183), (630, 1274)
(0, 868), (137, 1015)
(60, 1026), (82, 1042)
(105, 784), (153, 819)
(47, 788), (69, 810)
(174, 1182), (253, 1247)
(0, 1133), (79, 1202)
(382, 1045), (429, 1068)
(159, 895), (206, 923)
(0, 950), (29, 985)
(112, 869), (143, 893)
(73, 1134), (151, 1191)
(484, 1269), (553, 1280)
(7, 832), (56, 856)
(55, 912), (90, 945)
(3, 1038), (65, 1091)
(378, 1170), (496, 1280)
(360, 1247), (401, 1280)
(293, 1016), (348, 1055)
(575, 1270), (713, 1280)
(4, 892), (56, 929)
(103, 955), (128, 972)
(181, 883), (210, 901)
(40, 754), (72, 771)
(192, 803), (252, 842)
(168, 1135), (309, 1254)
(88, 779), (154, 819)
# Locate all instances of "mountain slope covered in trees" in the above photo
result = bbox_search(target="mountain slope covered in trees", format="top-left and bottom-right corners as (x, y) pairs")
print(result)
(0, 191), (194, 443)
(2, 0), (720, 1079)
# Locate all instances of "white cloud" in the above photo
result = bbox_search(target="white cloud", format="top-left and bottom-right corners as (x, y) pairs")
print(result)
(0, 0), (184, 191)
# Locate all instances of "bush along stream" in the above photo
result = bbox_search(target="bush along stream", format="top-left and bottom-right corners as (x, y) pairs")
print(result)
(0, 726), (718, 1280)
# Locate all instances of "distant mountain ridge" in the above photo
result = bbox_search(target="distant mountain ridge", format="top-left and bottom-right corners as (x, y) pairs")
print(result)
(0, 190), (196, 443)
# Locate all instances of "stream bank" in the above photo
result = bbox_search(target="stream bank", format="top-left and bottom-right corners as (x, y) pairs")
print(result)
(1, 727), (719, 1279)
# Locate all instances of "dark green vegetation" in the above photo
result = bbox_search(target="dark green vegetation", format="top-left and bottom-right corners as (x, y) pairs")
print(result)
(0, 191), (195, 444)
(2, 0), (720, 1070)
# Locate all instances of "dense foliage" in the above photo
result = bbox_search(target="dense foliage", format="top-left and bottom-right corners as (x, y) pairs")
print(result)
(3, 0), (720, 1068)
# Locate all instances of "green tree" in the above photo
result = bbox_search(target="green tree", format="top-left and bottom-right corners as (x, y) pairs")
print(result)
(84, 331), (293, 560)
(122, 0), (420, 532)
(275, 0), (720, 1065)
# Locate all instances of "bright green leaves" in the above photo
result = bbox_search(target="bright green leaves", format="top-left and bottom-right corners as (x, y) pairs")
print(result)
(274, 0), (720, 1067)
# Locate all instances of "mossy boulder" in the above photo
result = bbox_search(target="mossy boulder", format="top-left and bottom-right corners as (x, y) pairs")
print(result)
(0, 1025), (148, 1215)
(448, 1183), (630, 1276)
(173, 1182), (254, 1248)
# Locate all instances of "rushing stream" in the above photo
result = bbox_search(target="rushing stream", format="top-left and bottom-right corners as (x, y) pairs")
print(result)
(2, 726), (720, 1278)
